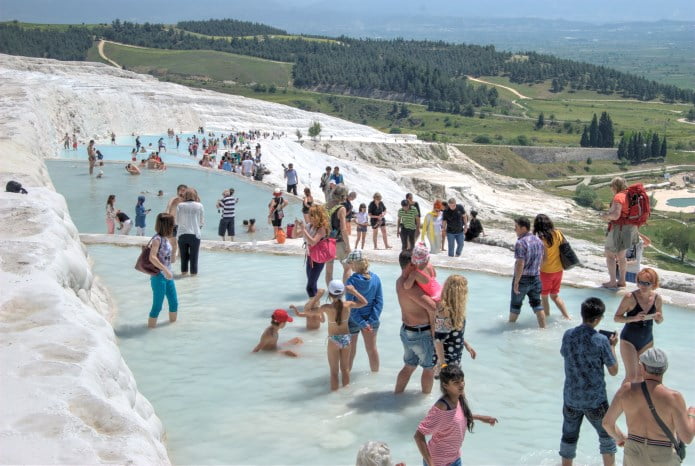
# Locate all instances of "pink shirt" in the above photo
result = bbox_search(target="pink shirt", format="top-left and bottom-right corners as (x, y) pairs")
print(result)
(418, 399), (467, 466)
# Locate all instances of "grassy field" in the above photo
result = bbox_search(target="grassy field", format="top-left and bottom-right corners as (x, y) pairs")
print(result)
(101, 42), (292, 86)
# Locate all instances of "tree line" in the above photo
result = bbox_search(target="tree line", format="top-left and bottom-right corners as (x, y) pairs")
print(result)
(617, 131), (667, 163)
(1, 19), (694, 113)
(580, 112), (614, 148)
(176, 19), (286, 37)
(0, 22), (93, 61)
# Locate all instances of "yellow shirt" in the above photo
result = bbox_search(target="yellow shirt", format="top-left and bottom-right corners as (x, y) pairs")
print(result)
(540, 230), (564, 273)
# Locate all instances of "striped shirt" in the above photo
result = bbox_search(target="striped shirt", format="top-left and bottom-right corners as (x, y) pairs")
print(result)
(417, 400), (467, 466)
(220, 196), (237, 218)
(398, 207), (418, 230)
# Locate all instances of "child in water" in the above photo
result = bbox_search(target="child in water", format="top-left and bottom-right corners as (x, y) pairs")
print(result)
(434, 275), (477, 373)
(315, 280), (368, 390)
(404, 242), (442, 300)
(252, 309), (303, 357)
(243, 218), (257, 246)
(289, 289), (326, 330)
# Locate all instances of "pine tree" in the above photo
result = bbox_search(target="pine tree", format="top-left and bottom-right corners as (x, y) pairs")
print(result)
(650, 133), (660, 158)
(660, 136), (668, 158)
(535, 112), (545, 130)
(617, 137), (627, 159)
(598, 111), (614, 147)
(589, 114), (599, 147)
(580, 126), (590, 147)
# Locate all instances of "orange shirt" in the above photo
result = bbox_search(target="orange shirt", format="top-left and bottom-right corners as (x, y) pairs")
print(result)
(540, 229), (564, 273)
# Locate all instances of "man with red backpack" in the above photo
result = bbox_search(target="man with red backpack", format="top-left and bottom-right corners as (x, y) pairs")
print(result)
(601, 177), (650, 288)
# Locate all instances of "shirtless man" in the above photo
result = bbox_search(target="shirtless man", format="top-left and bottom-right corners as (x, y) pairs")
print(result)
(87, 140), (96, 175)
(252, 309), (303, 357)
(603, 348), (695, 466)
(394, 250), (437, 394)
(166, 184), (187, 262)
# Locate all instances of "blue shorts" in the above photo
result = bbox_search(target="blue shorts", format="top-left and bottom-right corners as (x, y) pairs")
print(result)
(400, 325), (435, 369)
(348, 319), (380, 335)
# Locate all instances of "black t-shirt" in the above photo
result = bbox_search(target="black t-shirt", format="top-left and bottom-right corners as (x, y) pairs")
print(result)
(442, 204), (466, 234)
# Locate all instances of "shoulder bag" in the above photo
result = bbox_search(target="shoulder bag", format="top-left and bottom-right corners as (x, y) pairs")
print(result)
(135, 237), (163, 276)
(308, 237), (336, 264)
(558, 231), (580, 270)
(640, 382), (686, 462)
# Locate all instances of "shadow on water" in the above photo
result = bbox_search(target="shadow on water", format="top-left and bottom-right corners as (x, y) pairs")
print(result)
(346, 390), (422, 413)
(114, 321), (174, 338)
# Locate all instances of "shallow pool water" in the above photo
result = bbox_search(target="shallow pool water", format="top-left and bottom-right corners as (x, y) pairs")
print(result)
(87, 245), (695, 465)
(47, 161), (302, 240)
(666, 197), (695, 208)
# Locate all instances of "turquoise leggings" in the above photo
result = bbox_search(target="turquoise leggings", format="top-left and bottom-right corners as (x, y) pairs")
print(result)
(149, 272), (178, 318)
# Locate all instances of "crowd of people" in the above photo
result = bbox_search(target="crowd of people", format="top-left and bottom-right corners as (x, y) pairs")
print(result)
(76, 131), (694, 465)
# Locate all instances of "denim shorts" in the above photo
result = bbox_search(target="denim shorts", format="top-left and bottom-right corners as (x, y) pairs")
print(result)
(349, 319), (380, 335)
(400, 325), (435, 369)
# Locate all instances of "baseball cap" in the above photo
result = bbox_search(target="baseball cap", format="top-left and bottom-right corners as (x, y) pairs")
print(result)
(5, 180), (28, 194)
(345, 249), (363, 263)
(639, 348), (668, 373)
(411, 242), (430, 265)
(328, 279), (345, 296)
(272, 309), (293, 323)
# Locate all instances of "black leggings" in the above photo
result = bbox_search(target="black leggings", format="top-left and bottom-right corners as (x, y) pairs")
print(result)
(178, 234), (201, 274)
(305, 258), (325, 297)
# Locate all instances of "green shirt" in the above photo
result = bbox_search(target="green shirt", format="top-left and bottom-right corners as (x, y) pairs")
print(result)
(398, 207), (417, 230)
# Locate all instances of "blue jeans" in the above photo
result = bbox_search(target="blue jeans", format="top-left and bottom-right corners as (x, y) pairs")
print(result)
(400, 325), (435, 369)
(510, 275), (543, 314)
(446, 232), (464, 257)
(559, 402), (616, 459)
(305, 259), (325, 297)
(149, 272), (178, 318)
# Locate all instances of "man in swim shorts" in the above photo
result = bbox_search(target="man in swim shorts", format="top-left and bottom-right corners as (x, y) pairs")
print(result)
(603, 348), (695, 466)
(560, 297), (618, 465)
(394, 250), (437, 394)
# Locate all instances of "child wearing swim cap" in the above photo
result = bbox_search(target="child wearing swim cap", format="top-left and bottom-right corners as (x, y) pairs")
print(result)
(404, 242), (442, 301)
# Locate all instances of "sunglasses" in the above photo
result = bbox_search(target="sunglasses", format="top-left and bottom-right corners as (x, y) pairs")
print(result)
(637, 280), (652, 287)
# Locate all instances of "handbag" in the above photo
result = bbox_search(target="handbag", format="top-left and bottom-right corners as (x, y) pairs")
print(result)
(640, 382), (686, 461)
(308, 237), (336, 264)
(558, 232), (580, 270)
(134, 237), (162, 276)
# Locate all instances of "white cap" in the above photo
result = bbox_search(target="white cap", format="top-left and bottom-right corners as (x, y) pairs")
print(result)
(328, 279), (345, 296)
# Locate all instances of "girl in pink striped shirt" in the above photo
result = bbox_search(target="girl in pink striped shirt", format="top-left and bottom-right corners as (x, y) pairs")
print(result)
(414, 365), (498, 466)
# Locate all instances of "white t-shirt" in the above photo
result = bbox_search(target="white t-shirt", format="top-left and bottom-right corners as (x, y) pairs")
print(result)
(241, 159), (254, 175)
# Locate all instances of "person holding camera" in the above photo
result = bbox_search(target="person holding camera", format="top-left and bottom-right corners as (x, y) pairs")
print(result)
(283, 163), (299, 196)
(559, 297), (619, 466)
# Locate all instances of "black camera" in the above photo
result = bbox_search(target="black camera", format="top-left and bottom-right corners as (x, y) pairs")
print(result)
(598, 330), (617, 339)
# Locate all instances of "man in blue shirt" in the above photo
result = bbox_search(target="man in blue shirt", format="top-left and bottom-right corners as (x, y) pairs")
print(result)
(560, 297), (619, 465)
(509, 216), (546, 328)
(330, 166), (344, 185)
(283, 163), (299, 195)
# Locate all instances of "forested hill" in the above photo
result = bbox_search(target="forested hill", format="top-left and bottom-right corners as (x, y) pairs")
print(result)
(1, 19), (694, 113)
(176, 18), (286, 36)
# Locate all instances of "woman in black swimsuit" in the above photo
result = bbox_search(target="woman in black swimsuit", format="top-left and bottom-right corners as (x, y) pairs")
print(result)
(368, 192), (391, 250)
(613, 267), (663, 383)
(302, 187), (313, 224)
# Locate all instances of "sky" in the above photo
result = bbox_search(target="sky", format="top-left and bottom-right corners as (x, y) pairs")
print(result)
(1, 0), (694, 25)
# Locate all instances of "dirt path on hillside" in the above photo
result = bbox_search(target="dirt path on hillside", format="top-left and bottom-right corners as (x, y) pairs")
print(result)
(97, 40), (121, 68)
(466, 76), (531, 100)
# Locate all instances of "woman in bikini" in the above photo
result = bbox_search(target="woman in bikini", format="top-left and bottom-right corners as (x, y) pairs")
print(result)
(319, 280), (367, 391)
(613, 267), (663, 383)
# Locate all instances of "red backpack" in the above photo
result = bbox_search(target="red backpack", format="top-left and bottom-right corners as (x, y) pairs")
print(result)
(615, 183), (651, 227)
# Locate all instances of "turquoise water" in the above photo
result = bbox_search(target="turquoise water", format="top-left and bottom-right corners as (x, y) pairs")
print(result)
(46, 161), (302, 240)
(666, 197), (695, 208)
(87, 245), (695, 465)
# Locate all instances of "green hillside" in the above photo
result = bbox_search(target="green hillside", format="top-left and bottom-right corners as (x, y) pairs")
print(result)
(101, 42), (292, 86)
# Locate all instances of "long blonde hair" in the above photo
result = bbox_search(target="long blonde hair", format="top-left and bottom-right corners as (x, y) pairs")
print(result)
(439, 275), (468, 329)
